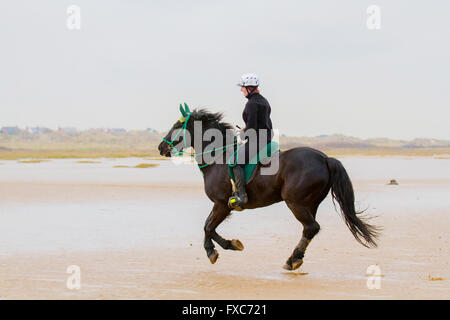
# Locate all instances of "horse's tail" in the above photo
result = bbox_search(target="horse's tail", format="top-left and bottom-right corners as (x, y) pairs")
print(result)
(326, 157), (380, 248)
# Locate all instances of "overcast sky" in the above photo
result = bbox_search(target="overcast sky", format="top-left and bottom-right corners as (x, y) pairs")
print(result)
(1, 1), (449, 139)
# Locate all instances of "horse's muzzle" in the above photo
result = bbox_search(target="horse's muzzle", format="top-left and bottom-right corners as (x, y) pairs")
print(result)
(158, 141), (172, 157)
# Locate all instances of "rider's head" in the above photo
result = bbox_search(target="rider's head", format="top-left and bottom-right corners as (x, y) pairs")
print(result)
(237, 73), (260, 97)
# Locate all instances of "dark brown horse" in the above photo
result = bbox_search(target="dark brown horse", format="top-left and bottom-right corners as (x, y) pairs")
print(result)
(158, 108), (380, 270)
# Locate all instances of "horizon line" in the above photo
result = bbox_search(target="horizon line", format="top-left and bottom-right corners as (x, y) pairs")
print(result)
(0, 125), (449, 142)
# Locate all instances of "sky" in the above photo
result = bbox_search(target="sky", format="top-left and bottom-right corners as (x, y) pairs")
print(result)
(1, 0), (449, 140)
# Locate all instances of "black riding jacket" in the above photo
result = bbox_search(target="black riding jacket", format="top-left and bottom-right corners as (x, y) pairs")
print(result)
(242, 92), (273, 147)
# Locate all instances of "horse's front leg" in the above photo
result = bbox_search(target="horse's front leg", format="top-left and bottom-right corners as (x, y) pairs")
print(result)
(203, 203), (244, 264)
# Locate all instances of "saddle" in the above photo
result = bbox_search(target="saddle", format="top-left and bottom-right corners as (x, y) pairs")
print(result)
(227, 141), (279, 185)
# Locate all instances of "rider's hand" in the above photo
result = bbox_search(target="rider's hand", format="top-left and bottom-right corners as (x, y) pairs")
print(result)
(237, 134), (248, 145)
(235, 125), (247, 144)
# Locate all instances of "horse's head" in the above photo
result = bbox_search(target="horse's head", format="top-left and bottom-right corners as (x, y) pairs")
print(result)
(158, 103), (193, 157)
(158, 104), (234, 158)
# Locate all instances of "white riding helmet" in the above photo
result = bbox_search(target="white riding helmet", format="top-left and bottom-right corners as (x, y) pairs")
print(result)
(237, 73), (260, 87)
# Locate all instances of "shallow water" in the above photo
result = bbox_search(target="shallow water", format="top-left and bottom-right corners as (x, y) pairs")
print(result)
(1, 156), (450, 183)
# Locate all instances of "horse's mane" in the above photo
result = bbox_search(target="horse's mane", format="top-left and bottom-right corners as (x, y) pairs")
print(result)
(190, 108), (234, 134)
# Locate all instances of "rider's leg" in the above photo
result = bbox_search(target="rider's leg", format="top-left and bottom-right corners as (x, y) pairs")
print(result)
(228, 140), (250, 210)
(232, 164), (248, 205)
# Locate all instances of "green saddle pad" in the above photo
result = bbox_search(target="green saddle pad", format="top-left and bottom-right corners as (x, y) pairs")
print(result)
(228, 141), (279, 183)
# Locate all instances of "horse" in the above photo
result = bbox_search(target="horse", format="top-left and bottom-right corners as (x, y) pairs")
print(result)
(158, 105), (380, 270)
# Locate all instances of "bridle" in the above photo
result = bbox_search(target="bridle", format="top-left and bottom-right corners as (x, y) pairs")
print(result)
(161, 110), (239, 170)
(162, 112), (193, 156)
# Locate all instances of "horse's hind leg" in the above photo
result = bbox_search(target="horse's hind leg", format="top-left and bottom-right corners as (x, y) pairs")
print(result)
(204, 203), (243, 264)
(283, 201), (320, 271)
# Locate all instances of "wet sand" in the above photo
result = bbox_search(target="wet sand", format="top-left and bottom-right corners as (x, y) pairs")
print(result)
(0, 157), (449, 299)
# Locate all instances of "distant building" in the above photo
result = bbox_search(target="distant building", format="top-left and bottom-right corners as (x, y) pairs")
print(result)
(146, 128), (158, 133)
(89, 128), (107, 132)
(1, 126), (20, 135)
(58, 127), (77, 133)
(92, 128), (126, 133)
(28, 126), (52, 134)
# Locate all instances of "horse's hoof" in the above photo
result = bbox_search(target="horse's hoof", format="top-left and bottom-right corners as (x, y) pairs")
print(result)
(291, 259), (303, 270)
(283, 258), (293, 270)
(231, 239), (244, 251)
(208, 250), (219, 264)
(283, 259), (303, 271)
(283, 263), (292, 271)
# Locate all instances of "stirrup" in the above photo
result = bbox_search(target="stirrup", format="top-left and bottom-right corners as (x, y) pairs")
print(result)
(228, 196), (244, 211)
(228, 193), (247, 211)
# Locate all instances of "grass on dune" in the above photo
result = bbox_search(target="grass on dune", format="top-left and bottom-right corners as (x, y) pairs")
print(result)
(144, 157), (171, 160)
(0, 149), (160, 160)
(2, 147), (450, 160)
(114, 163), (160, 168)
(17, 159), (50, 163)
(134, 163), (159, 168)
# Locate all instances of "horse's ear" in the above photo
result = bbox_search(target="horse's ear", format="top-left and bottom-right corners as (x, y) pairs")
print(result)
(179, 104), (187, 117)
(184, 103), (191, 114)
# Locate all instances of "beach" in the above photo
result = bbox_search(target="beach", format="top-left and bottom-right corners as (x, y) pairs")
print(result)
(0, 156), (449, 299)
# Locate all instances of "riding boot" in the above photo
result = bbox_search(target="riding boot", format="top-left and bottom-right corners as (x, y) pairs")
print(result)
(228, 165), (248, 210)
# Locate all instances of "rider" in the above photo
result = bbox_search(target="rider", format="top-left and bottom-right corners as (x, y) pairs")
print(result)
(229, 73), (274, 210)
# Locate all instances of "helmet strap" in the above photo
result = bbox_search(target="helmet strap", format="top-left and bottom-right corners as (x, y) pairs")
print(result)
(245, 86), (258, 98)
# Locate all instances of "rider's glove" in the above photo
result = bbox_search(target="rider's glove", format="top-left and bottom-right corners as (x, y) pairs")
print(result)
(237, 133), (248, 145)
(235, 126), (248, 145)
